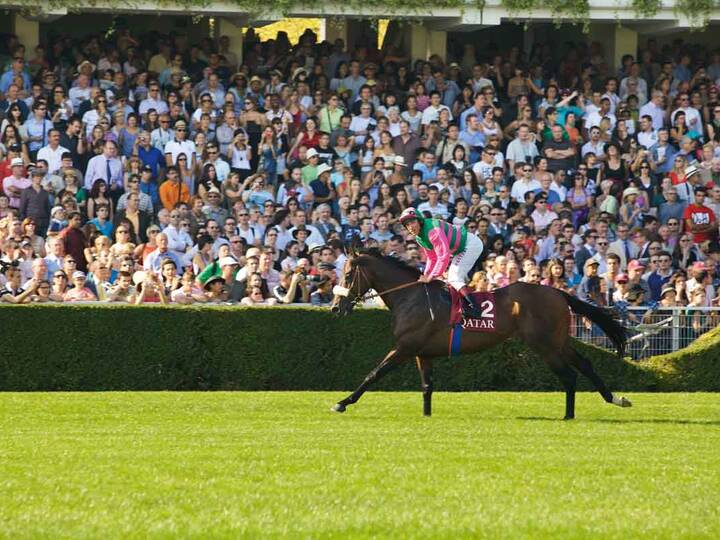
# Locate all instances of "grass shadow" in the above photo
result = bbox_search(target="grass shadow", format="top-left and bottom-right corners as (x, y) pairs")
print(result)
(517, 416), (720, 426)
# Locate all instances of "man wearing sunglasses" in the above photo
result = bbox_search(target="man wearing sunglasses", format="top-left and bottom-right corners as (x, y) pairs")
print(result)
(164, 120), (196, 169)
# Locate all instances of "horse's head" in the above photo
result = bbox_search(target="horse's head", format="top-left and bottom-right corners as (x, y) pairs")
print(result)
(330, 252), (373, 316)
(330, 237), (374, 316)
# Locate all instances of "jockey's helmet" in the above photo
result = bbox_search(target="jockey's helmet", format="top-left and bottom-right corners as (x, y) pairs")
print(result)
(399, 207), (420, 226)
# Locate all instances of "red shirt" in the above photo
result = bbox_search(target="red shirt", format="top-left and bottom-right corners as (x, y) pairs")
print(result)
(682, 204), (716, 243)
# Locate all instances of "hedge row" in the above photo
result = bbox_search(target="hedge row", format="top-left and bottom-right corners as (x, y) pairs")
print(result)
(0, 304), (716, 392)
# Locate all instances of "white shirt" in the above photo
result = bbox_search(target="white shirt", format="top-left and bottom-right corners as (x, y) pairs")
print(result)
(417, 201), (449, 219)
(164, 139), (196, 165)
(472, 160), (495, 181)
(349, 115), (375, 146)
(637, 130), (658, 150)
(585, 110), (616, 131)
(581, 140), (606, 160)
(287, 225), (324, 246)
(506, 138), (539, 165)
(139, 97), (169, 116)
(671, 107), (702, 131)
(37, 144), (70, 174)
(421, 105), (452, 126)
(68, 86), (91, 109)
(511, 178), (541, 203)
(82, 110), (110, 137)
(163, 223), (193, 256)
(639, 101), (666, 131)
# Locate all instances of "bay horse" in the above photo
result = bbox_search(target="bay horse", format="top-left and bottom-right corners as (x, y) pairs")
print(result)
(330, 248), (632, 419)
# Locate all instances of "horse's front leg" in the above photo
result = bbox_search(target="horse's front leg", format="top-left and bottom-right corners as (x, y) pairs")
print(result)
(416, 356), (433, 417)
(332, 349), (405, 413)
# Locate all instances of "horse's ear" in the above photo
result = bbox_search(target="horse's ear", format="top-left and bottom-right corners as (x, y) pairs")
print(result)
(349, 234), (362, 256)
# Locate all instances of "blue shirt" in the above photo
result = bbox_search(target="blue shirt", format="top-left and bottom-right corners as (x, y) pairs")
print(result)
(0, 70), (31, 94)
(24, 116), (53, 152)
(459, 106), (481, 131)
(138, 146), (165, 178)
(140, 181), (160, 209)
(144, 248), (184, 273)
(246, 190), (274, 209)
(459, 129), (486, 162)
(88, 218), (114, 238)
(413, 163), (439, 182)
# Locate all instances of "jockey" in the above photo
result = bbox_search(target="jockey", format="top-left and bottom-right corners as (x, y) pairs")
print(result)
(398, 207), (484, 316)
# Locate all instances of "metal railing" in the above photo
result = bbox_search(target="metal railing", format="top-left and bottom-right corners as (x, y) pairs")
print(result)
(571, 306), (720, 360)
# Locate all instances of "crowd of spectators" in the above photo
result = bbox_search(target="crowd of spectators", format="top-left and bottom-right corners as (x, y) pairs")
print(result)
(0, 25), (718, 321)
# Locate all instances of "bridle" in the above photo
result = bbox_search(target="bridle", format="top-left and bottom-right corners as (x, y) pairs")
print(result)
(335, 261), (420, 307)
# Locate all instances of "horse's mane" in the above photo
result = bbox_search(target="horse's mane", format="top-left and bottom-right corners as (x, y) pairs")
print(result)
(358, 248), (421, 277)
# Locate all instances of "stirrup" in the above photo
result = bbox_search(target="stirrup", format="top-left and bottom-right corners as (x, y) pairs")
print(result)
(462, 297), (481, 318)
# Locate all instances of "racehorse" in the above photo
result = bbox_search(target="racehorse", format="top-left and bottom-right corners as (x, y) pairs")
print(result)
(330, 248), (632, 419)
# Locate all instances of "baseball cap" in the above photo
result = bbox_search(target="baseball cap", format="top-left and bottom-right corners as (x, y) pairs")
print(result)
(316, 163), (332, 176)
(219, 256), (239, 268)
(72, 271), (86, 280)
(660, 286), (675, 297)
(142, 165), (152, 172)
(10, 157), (23, 167)
(627, 260), (645, 271)
(318, 262), (336, 271)
(615, 273), (629, 284)
(306, 148), (319, 159)
(583, 259), (600, 270)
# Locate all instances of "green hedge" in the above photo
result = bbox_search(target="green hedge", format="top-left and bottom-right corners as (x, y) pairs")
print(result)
(0, 304), (714, 392)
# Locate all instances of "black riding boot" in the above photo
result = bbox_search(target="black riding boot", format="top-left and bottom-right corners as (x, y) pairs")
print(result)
(459, 286), (481, 318)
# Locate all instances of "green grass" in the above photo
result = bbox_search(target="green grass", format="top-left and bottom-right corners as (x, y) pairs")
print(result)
(1, 392), (719, 538)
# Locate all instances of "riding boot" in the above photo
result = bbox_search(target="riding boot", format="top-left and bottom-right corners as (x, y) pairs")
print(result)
(459, 286), (481, 318)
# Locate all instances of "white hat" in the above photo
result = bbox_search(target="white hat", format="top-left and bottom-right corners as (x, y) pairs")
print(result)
(218, 256), (239, 268)
(72, 271), (86, 280)
(10, 157), (23, 167)
(306, 148), (319, 159)
(316, 163), (332, 176)
(51, 206), (64, 216)
(132, 271), (147, 285)
(394, 156), (407, 167)
(685, 164), (700, 179)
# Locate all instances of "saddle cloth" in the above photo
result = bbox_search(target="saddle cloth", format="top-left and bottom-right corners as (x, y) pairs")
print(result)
(448, 288), (496, 332)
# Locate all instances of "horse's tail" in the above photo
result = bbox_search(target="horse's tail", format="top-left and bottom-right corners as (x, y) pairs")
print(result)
(561, 292), (627, 359)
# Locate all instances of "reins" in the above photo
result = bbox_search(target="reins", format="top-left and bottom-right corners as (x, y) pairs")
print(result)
(350, 266), (421, 303)
(362, 279), (421, 300)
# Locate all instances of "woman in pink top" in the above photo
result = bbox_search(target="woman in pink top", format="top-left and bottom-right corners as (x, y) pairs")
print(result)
(63, 271), (98, 302)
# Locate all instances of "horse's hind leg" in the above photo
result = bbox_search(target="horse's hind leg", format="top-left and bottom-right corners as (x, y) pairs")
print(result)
(565, 344), (633, 409)
(416, 356), (433, 417)
(549, 364), (578, 420)
(521, 314), (579, 419)
(332, 349), (405, 413)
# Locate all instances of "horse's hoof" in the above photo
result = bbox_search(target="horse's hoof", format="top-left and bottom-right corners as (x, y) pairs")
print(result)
(332, 403), (346, 413)
(612, 395), (633, 408)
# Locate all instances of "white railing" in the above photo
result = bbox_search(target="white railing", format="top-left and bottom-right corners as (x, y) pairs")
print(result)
(571, 306), (720, 360)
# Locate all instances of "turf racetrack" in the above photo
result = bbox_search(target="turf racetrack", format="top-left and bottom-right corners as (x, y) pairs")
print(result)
(1, 392), (719, 538)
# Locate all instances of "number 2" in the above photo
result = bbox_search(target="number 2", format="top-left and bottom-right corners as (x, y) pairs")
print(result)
(480, 300), (494, 318)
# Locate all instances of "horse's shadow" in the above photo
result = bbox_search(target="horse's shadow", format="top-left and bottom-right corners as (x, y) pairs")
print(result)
(517, 416), (720, 426)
